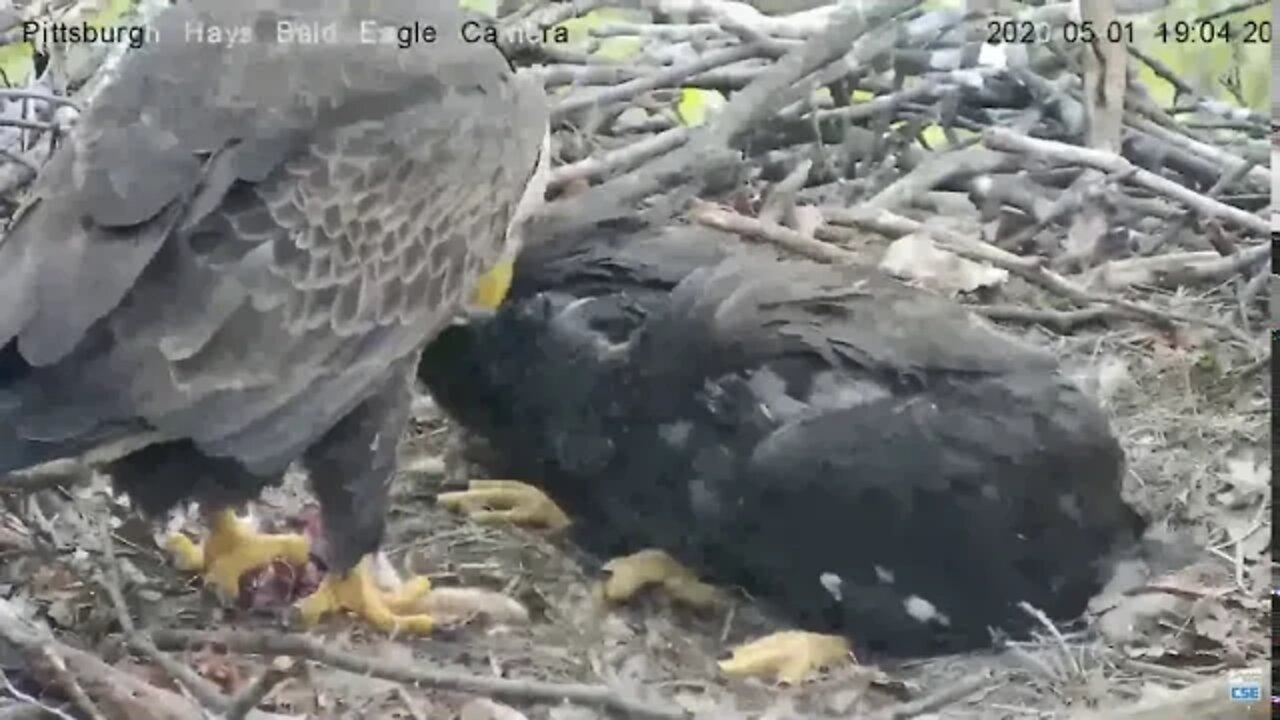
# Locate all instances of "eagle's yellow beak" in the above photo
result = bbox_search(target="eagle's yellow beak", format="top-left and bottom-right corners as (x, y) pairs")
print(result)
(470, 258), (515, 310)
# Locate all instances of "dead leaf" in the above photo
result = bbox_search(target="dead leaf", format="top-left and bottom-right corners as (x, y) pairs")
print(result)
(192, 648), (244, 695)
(878, 233), (1008, 295)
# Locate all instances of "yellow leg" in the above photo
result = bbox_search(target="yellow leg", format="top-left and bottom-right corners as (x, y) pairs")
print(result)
(719, 631), (853, 684)
(295, 556), (435, 634)
(165, 509), (310, 598)
(598, 549), (724, 609)
(437, 479), (571, 531)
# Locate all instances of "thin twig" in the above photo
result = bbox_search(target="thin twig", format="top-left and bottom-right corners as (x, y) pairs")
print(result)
(0, 668), (80, 720)
(866, 670), (995, 720)
(94, 518), (233, 713)
(150, 629), (686, 720)
(984, 127), (1270, 238)
(222, 659), (301, 720)
(548, 126), (690, 190)
(553, 44), (761, 122)
(689, 199), (859, 264)
(1017, 601), (1082, 679)
(824, 205), (1265, 349)
(529, 0), (919, 234)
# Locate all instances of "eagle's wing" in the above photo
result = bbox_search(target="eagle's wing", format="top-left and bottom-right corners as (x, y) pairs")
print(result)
(648, 253), (1059, 378)
(0, 0), (547, 473)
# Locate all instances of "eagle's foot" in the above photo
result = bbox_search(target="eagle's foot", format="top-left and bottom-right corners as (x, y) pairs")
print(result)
(719, 631), (853, 684)
(296, 557), (434, 634)
(599, 549), (723, 609)
(437, 479), (570, 531)
(165, 509), (310, 598)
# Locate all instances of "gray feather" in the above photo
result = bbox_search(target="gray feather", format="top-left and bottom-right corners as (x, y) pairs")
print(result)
(1, 0), (548, 528)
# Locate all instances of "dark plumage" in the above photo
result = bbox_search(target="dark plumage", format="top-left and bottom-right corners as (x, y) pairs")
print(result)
(419, 219), (1147, 659)
(0, 0), (548, 626)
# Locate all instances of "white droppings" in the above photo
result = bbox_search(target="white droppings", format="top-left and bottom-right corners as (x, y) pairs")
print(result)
(874, 565), (895, 584)
(820, 572), (843, 601)
(904, 595), (951, 626)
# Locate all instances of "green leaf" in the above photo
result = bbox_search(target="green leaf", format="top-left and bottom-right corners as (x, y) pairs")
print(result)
(90, 0), (135, 28)
(676, 87), (727, 127)
(1134, 2), (1270, 111)
(458, 0), (499, 17)
(0, 43), (35, 87)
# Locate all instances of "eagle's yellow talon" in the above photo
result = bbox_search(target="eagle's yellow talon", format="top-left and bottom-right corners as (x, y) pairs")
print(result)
(296, 557), (434, 634)
(166, 509), (311, 598)
(165, 532), (205, 572)
(599, 549), (724, 609)
(438, 478), (571, 531)
(718, 631), (853, 684)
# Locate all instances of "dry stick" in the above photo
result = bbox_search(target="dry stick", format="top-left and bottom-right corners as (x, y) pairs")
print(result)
(700, 0), (921, 148)
(552, 43), (761, 122)
(1092, 243), (1271, 289)
(974, 304), (1119, 333)
(0, 598), (221, 720)
(865, 670), (995, 720)
(823, 205), (1264, 348)
(983, 127), (1270, 238)
(92, 520), (236, 715)
(1128, 115), (1269, 191)
(548, 126), (691, 191)
(689, 199), (859, 264)
(757, 157), (812, 224)
(1016, 601), (1081, 678)
(863, 146), (1016, 211)
(0, 89), (79, 109)
(529, 0), (920, 234)
(643, 0), (838, 38)
(1, 667), (81, 720)
(536, 63), (647, 89)
(149, 629), (686, 720)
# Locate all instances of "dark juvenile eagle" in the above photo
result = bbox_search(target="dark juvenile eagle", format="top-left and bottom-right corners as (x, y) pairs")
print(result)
(419, 219), (1147, 681)
(0, 0), (549, 632)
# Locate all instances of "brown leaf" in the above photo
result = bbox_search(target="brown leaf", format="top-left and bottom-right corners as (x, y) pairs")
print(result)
(192, 648), (244, 695)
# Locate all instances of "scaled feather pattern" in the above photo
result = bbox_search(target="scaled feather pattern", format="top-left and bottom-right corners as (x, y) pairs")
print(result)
(0, 0), (548, 574)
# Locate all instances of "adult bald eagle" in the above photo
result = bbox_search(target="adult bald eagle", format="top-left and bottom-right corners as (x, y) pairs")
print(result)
(419, 219), (1147, 681)
(0, 0), (549, 633)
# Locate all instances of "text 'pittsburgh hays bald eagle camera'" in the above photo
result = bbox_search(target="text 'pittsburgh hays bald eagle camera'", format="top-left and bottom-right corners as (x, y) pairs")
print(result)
(0, 0), (551, 633)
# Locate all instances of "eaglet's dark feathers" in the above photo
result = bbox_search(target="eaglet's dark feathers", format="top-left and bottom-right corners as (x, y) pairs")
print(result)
(0, 0), (547, 571)
(419, 220), (1146, 658)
